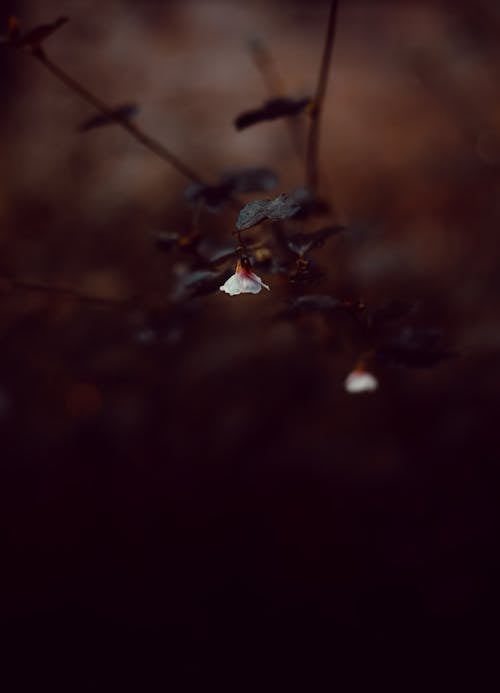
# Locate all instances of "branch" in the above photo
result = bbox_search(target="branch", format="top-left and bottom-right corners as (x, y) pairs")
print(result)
(305, 0), (339, 193)
(248, 36), (305, 166)
(32, 47), (205, 184)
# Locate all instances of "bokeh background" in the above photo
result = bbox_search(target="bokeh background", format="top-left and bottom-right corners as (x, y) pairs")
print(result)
(1, 0), (498, 689)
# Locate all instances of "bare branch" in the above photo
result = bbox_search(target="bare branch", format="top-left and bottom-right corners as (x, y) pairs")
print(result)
(32, 47), (205, 184)
(305, 0), (339, 193)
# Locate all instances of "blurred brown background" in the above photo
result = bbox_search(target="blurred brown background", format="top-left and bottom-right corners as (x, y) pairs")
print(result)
(1, 1), (498, 689)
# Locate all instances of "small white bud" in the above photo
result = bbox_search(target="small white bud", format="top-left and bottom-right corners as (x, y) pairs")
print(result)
(344, 369), (378, 394)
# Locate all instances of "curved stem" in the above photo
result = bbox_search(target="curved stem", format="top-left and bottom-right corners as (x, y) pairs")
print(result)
(305, 0), (339, 193)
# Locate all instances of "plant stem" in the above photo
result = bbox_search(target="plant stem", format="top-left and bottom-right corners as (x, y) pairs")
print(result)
(248, 36), (284, 96)
(248, 36), (304, 166)
(32, 47), (205, 184)
(305, 0), (339, 193)
(235, 230), (249, 255)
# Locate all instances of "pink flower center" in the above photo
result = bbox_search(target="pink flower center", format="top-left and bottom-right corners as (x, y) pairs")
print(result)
(236, 258), (254, 277)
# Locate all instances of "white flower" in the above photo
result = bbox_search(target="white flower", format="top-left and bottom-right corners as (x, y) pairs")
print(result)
(344, 369), (378, 394)
(219, 258), (270, 296)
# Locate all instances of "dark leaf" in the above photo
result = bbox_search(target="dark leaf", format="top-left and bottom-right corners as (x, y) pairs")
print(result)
(368, 300), (418, 328)
(170, 269), (232, 301)
(184, 181), (234, 212)
(290, 186), (330, 219)
(377, 328), (454, 368)
(207, 248), (239, 269)
(236, 193), (301, 231)
(234, 97), (311, 130)
(78, 103), (139, 132)
(288, 225), (345, 255)
(184, 168), (279, 212)
(186, 270), (232, 298)
(277, 294), (342, 319)
(220, 167), (278, 193)
(151, 230), (181, 252)
(19, 16), (68, 47)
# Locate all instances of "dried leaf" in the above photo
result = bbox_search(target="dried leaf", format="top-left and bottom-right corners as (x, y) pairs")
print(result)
(78, 103), (139, 132)
(19, 16), (69, 48)
(235, 97), (311, 130)
(236, 193), (301, 231)
(287, 225), (345, 256)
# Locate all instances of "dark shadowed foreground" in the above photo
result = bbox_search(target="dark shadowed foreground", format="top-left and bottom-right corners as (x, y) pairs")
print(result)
(1, 1), (498, 689)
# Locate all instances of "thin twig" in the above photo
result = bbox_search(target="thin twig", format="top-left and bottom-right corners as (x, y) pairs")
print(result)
(248, 36), (305, 165)
(32, 47), (205, 184)
(248, 36), (284, 96)
(305, 0), (339, 193)
(235, 230), (249, 255)
(31, 50), (247, 214)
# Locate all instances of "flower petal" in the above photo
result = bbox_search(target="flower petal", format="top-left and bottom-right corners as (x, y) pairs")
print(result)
(220, 270), (270, 296)
(344, 371), (378, 394)
(250, 272), (270, 291)
(239, 274), (263, 294)
(220, 274), (245, 295)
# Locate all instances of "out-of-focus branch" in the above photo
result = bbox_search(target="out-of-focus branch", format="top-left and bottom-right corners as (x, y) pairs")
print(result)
(305, 0), (339, 193)
(31, 47), (205, 184)
(248, 36), (284, 97)
(248, 36), (305, 166)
